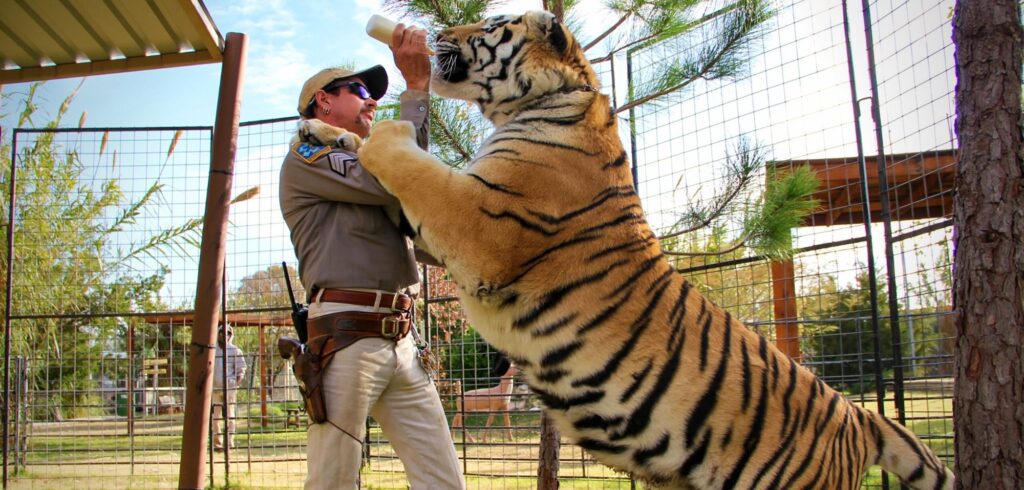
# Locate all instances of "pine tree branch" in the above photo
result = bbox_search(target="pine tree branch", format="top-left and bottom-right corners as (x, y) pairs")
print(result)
(615, 45), (724, 114)
(589, 2), (740, 64)
(426, 0), (449, 24)
(589, 31), (660, 64)
(384, 0), (490, 28)
(430, 107), (473, 163)
(660, 138), (762, 240)
(664, 233), (749, 257)
(614, 1), (767, 113)
(583, 12), (632, 52)
(657, 178), (745, 240)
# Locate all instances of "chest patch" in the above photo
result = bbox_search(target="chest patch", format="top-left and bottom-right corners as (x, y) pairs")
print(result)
(291, 142), (331, 164)
(328, 153), (356, 177)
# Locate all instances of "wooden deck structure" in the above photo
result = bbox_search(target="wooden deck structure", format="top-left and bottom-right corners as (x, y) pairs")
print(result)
(770, 149), (956, 360)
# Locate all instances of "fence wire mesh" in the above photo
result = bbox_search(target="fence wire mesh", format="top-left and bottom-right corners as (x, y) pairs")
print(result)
(2, 0), (956, 488)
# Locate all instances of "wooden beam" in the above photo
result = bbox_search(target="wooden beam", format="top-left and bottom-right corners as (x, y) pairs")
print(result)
(0, 50), (219, 84)
(141, 311), (292, 327)
(826, 186), (855, 226)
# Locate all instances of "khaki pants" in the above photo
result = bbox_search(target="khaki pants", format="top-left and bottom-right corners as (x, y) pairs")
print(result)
(212, 388), (237, 449)
(304, 301), (464, 490)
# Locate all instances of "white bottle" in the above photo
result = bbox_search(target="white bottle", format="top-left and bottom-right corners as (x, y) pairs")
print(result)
(366, 14), (398, 47)
(366, 14), (434, 54)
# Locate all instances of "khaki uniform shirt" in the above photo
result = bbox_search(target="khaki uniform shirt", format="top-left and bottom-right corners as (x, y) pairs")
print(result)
(279, 90), (430, 301)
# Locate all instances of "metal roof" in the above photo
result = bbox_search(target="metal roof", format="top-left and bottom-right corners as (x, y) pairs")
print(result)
(0, 0), (224, 84)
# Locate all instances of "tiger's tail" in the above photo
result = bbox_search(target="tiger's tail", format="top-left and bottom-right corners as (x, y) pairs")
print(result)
(871, 410), (955, 490)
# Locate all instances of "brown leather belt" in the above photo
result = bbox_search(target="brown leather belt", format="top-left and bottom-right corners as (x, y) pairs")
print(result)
(315, 288), (412, 311)
(306, 311), (411, 365)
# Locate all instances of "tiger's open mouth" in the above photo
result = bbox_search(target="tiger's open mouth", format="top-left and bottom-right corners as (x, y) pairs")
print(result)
(433, 38), (469, 83)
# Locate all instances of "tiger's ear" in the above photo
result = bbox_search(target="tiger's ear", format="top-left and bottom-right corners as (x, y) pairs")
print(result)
(527, 11), (570, 56)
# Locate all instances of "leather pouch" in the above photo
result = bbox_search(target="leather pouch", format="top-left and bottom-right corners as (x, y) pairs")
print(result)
(278, 337), (328, 424)
(293, 349), (327, 424)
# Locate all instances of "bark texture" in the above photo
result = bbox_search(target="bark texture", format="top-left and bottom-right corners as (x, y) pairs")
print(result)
(952, 1), (1024, 488)
(537, 412), (561, 490)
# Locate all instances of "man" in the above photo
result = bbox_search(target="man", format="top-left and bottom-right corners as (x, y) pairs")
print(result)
(278, 23), (465, 490)
(213, 324), (246, 451)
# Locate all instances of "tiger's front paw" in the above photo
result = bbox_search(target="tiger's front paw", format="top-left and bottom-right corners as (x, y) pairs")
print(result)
(295, 119), (363, 152)
(358, 120), (419, 171)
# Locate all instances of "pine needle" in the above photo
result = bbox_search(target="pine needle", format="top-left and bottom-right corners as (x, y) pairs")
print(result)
(383, 0), (491, 28)
(743, 164), (820, 259)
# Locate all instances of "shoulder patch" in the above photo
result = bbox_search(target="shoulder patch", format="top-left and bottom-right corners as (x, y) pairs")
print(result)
(291, 142), (332, 164)
(328, 153), (356, 177)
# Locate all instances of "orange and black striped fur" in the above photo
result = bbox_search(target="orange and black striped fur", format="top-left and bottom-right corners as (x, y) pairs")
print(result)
(355, 11), (954, 489)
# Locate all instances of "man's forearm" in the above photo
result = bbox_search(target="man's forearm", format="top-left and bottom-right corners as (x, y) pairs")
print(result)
(400, 89), (430, 151)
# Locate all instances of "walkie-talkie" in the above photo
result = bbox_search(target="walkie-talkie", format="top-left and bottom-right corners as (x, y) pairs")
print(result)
(282, 261), (308, 343)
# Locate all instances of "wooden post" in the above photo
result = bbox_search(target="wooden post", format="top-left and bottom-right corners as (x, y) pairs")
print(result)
(177, 31), (247, 490)
(128, 323), (135, 469)
(770, 259), (801, 362)
(3, 123), (15, 489)
(259, 324), (267, 428)
(537, 412), (560, 490)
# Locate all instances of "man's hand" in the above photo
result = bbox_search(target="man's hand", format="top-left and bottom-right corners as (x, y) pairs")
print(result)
(392, 24), (431, 92)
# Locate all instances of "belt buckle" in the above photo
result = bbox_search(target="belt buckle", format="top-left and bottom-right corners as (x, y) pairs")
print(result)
(381, 316), (400, 339)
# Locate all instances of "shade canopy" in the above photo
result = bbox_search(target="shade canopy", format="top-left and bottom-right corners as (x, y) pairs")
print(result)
(0, 0), (223, 84)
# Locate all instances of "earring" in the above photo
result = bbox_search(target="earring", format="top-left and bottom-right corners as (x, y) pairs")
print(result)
(323, 106), (331, 115)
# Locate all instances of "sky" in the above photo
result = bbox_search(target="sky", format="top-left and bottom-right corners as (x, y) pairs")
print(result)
(0, 0), (589, 307)
(0, 0), (556, 129)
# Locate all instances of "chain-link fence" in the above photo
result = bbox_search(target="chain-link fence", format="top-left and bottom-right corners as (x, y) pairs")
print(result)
(2, 0), (955, 488)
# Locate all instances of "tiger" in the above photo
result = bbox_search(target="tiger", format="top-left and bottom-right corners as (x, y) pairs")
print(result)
(350, 10), (955, 489)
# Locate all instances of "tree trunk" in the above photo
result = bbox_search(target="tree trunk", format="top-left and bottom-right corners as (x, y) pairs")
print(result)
(952, 1), (1024, 488)
(537, 412), (560, 490)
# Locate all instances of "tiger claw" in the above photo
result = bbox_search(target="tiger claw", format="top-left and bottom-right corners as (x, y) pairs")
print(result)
(335, 132), (363, 152)
(294, 119), (362, 151)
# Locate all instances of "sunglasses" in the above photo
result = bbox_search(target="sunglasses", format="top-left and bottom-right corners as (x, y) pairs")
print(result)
(323, 80), (372, 100)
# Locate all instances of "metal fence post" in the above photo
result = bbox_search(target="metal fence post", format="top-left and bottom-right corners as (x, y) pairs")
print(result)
(857, 0), (909, 431)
